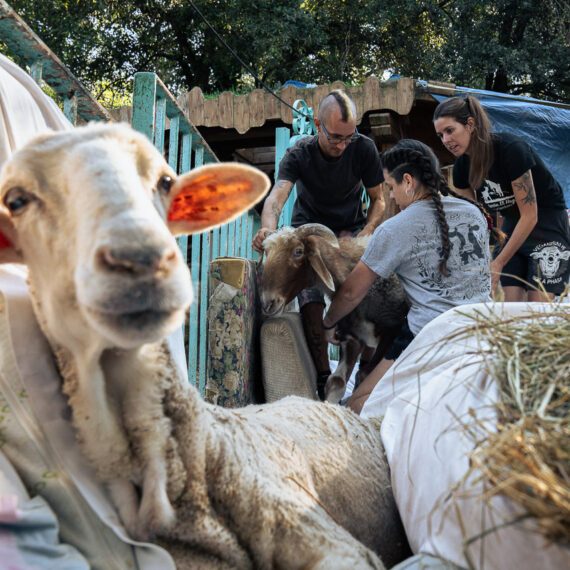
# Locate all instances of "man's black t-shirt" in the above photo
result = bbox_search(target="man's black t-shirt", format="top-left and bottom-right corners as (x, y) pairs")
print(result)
(277, 135), (384, 232)
(453, 132), (567, 225)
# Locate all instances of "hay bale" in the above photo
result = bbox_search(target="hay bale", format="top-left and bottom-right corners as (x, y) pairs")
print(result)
(458, 303), (570, 545)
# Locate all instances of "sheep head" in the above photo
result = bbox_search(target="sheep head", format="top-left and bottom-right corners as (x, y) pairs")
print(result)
(260, 223), (339, 316)
(0, 123), (269, 352)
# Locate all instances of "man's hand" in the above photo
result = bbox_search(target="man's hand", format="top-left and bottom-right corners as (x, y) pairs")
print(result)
(253, 227), (274, 253)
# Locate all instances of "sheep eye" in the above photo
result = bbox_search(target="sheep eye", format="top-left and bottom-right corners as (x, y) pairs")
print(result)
(293, 246), (304, 258)
(157, 175), (173, 194)
(3, 187), (34, 215)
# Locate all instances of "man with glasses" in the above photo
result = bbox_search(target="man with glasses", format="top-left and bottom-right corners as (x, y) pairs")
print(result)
(253, 89), (385, 400)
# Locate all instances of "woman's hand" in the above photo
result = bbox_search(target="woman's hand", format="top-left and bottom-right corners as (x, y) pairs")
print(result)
(490, 258), (504, 295)
(323, 324), (340, 345)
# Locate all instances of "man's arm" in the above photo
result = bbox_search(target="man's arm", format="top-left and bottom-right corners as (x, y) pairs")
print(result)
(252, 179), (294, 252)
(357, 183), (385, 237)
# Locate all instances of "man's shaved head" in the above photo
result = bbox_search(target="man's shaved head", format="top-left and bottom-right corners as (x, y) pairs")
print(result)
(318, 90), (357, 123)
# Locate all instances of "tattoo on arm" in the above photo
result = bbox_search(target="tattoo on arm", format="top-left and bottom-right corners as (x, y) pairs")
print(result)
(268, 180), (291, 224)
(270, 203), (281, 224)
(512, 172), (536, 205)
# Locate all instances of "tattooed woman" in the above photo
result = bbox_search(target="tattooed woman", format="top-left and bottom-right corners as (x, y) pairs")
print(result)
(434, 95), (570, 301)
(323, 139), (503, 414)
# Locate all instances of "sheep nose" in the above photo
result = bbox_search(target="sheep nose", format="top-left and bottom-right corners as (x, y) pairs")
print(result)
(96, 245), (178, 277)
(261, 297), (283, 316)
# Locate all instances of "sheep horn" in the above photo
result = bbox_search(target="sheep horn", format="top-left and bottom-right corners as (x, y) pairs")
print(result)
(294, 223), (339, 247)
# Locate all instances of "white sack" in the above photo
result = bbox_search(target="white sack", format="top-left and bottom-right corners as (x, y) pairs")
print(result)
(362, 302), (570, 570)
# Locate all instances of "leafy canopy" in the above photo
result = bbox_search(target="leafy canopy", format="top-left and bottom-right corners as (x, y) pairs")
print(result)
(5, 0), (569, 104)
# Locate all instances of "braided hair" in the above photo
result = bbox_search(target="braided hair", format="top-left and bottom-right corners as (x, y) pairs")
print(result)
(382, 139), (504, 276)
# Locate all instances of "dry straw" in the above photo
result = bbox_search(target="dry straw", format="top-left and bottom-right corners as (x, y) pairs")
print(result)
(453, 301), (570, 545)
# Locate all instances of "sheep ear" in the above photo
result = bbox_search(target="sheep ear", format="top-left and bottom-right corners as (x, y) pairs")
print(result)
(166, 163), (270, 235)
(0, 211), (22, 264)
(306, 237), (335, 291)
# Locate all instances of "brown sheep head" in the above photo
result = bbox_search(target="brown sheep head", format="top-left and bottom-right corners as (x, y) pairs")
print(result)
(260, 224), (339, 316)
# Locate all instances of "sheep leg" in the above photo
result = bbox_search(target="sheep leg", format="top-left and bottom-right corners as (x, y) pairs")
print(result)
(69, 355), (134, 479)
(136, 454), (176, 539)
(66, 355), (140, 535)
(355, 326), (402, 386)
(355, 345), (377, 389)
(105, 345), (178, 539)
(325, 337), (363, 403)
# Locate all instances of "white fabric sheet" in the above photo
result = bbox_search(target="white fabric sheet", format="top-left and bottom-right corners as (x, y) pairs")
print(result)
(0, 53), (72, 168)
(362, 303), (570, 570)
(0, 264), (176, 568)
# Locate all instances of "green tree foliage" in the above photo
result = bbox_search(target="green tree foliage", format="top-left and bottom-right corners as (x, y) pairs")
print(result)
(6, 0), (569, 103)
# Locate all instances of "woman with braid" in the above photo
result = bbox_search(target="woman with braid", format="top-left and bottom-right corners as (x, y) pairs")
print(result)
(322, 139), (499, 414)
(434, 95), (570, 301)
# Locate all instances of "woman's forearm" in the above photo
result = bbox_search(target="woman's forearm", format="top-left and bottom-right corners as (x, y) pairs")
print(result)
(495, 213), (537, 268)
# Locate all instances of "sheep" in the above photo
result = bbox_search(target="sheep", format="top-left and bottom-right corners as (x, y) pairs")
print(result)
(0, 123), (411, 569)
(260, 224), (409, 403)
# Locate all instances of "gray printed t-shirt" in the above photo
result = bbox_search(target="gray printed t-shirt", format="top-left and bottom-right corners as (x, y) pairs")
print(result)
(361, 196), (492, 335)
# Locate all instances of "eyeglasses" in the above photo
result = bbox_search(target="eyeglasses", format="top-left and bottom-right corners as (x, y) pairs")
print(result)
(320, 123), (360, 146)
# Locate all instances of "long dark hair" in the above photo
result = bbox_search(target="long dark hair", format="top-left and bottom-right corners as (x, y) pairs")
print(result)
(433, 95), (493, 192)
(382, 139), (504, 276)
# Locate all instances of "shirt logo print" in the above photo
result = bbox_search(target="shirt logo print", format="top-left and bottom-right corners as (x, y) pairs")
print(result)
(530, 242), (570, 282)
(480, 179), (516, 211)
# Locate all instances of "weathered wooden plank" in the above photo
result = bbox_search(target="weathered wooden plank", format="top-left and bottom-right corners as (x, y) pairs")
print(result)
(313, 84), (331, 116)
(249, 89), (266, 128)
(154, 97), (167, 153)
(347, 84), (364, 123)
(132, 73), (157, 141)
(264, 89), (280, 120)
(219, 221), (228, 258)
(380, 77), (415, 115)
(168, 115), (180, 172)
(184, 86), (204, 126)
(363, 76), (381, 116)
(218, 91), (233, 129)
(234, 94), (250, 134)
(203, 98), (219, 127)
(279, 85), (297, 123)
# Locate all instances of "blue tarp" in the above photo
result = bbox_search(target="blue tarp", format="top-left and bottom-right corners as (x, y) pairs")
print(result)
(431, 87), (570, 206)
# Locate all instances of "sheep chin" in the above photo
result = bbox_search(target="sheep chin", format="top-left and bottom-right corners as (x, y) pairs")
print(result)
(84, 305), (186, 349)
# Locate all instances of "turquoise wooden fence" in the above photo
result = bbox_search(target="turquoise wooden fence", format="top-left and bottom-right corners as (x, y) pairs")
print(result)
(0, 0), (111, 124)
(131, 72), (261, 393)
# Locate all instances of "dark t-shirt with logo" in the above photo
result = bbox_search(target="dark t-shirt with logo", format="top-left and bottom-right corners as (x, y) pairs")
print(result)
(277, 135), (384, 232)
(453, 132), (567, 226)
(454, 132), (570, 292)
